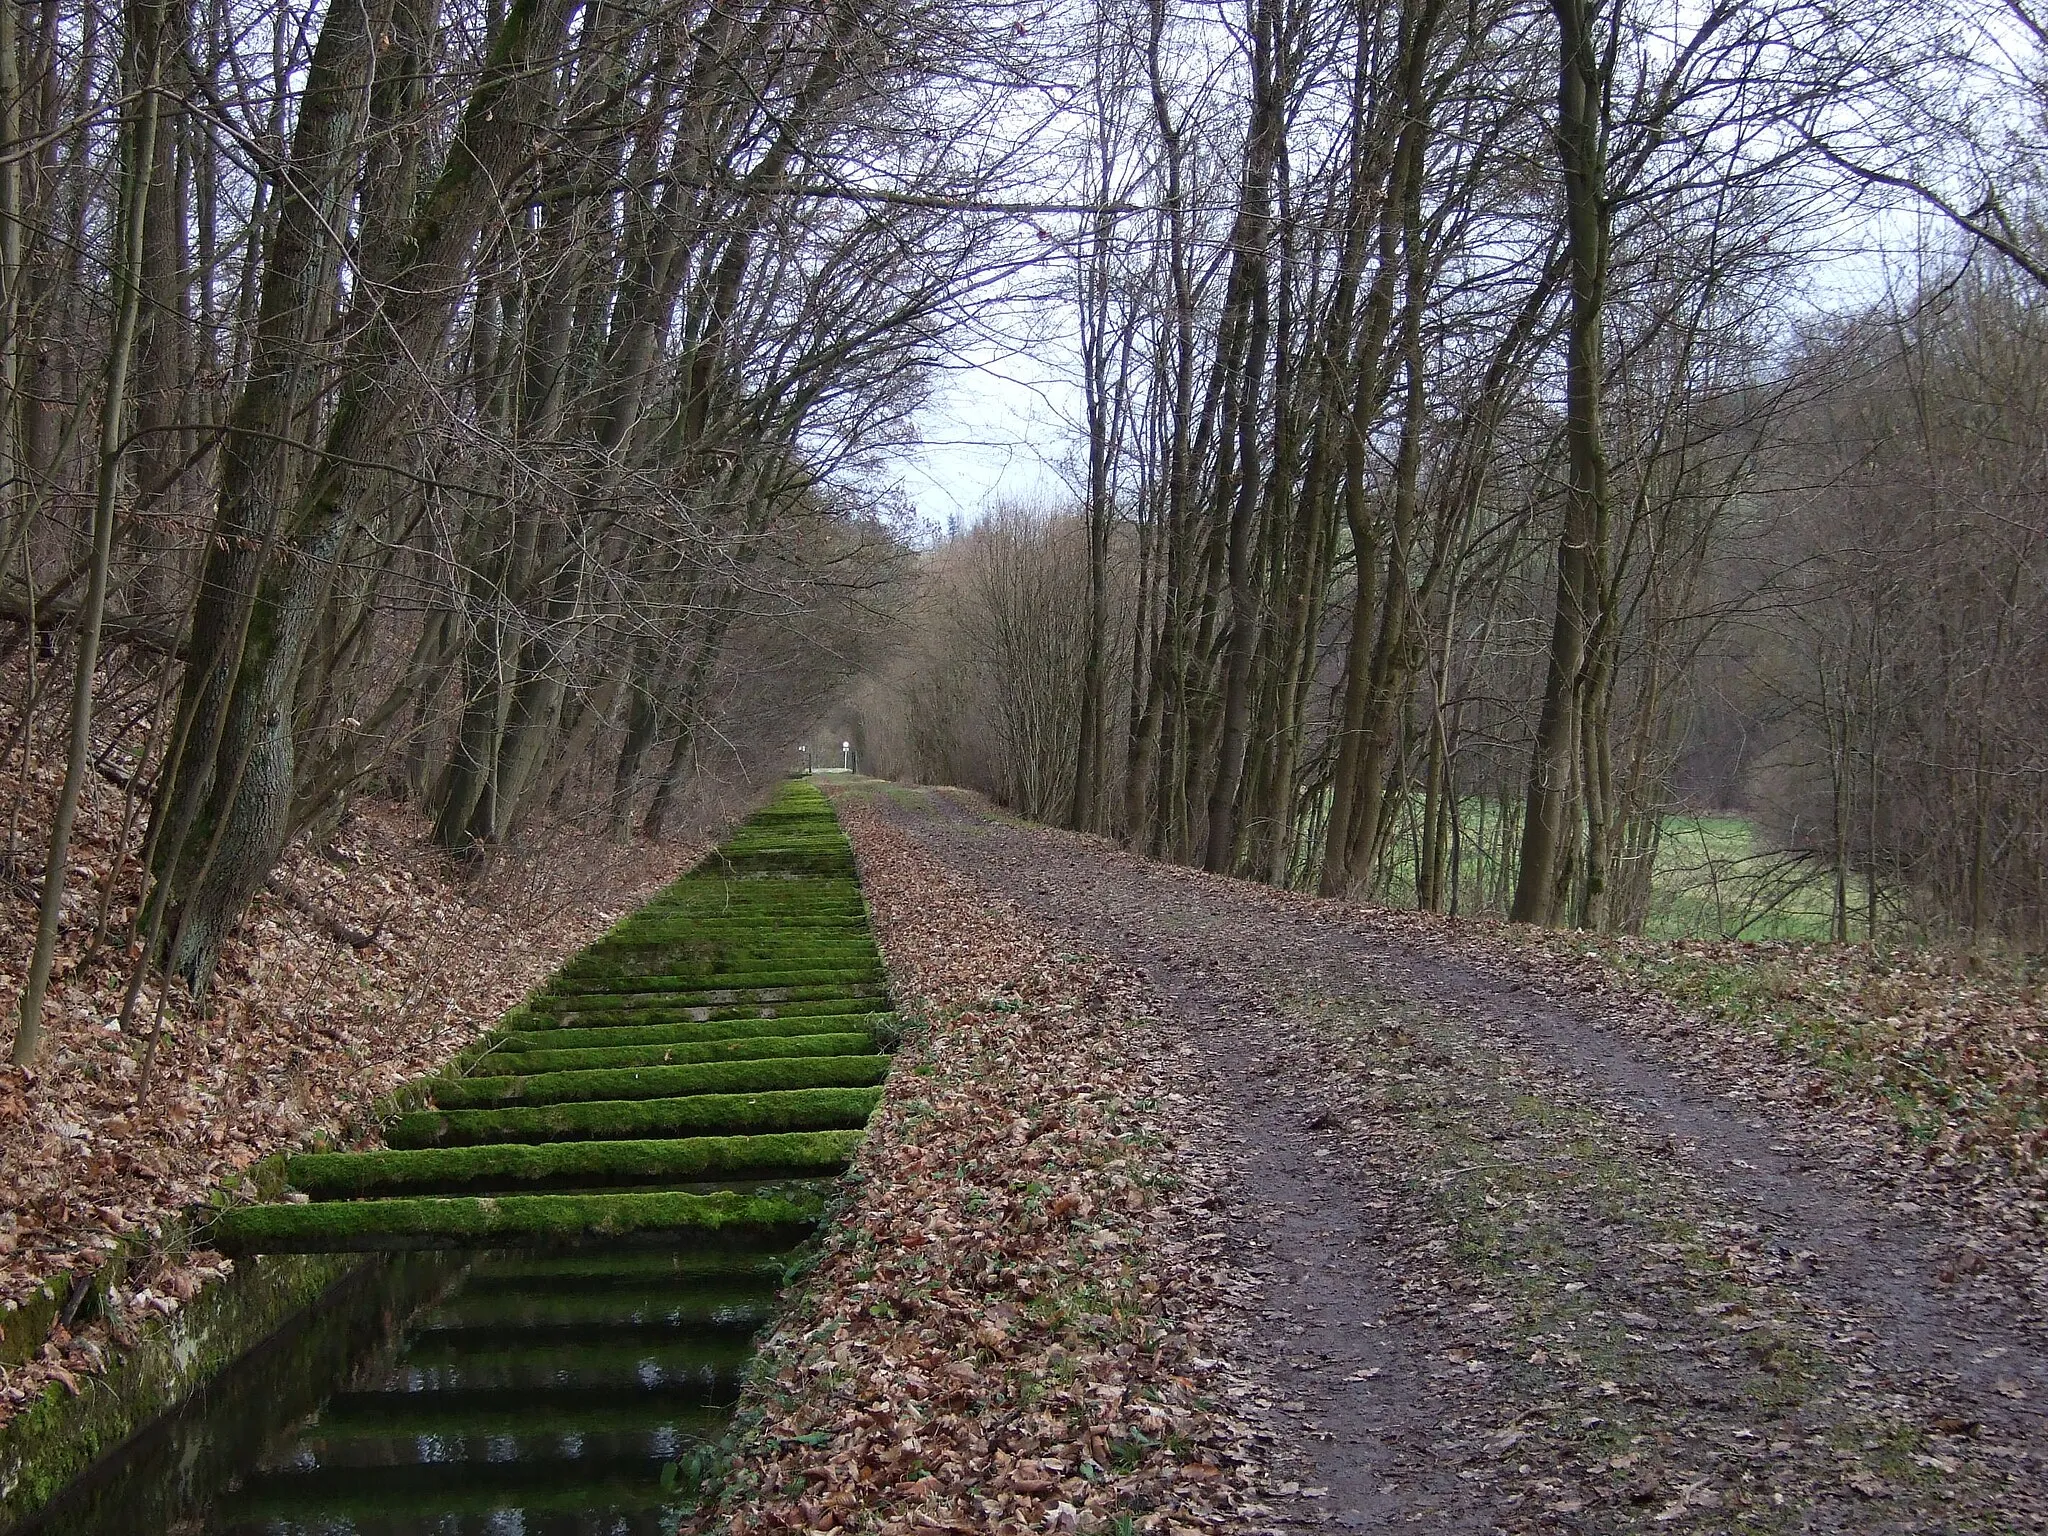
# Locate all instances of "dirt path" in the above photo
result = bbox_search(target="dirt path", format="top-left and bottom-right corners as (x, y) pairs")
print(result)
(852, 783), (2048, 1534)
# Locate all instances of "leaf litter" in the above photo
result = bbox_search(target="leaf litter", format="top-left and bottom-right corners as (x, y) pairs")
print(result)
(687, 792), (1281, 1534)
(0, 671), (699, 1426)
(848, 784), (2048, 1532)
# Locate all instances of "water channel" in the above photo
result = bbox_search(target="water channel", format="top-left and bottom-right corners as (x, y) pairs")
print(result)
(12, 781), (876, 1535)
(18, 1237), (786, 1536)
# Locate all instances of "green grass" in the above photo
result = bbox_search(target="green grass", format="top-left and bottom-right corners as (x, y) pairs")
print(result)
(1635, 814), (1838, 940)
(1371, 797), (1844, 940)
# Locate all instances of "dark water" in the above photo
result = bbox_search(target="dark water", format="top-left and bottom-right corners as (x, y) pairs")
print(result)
(21, 1244), (785, 1536)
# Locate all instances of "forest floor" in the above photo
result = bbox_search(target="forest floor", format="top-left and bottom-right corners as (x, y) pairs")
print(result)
(825, 781), (2048, 1535)
(0, 675), (704, 1425)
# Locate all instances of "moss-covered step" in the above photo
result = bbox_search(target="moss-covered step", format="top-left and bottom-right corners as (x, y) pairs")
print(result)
(603, 919), (869, 939)
(496, 1012), (895, 1055)
(629, 896), (866, 915)
(430, 1054), (890, 1111)
(533, 982), (889, 1014)
(210, 1187), (825, 1254)
(552, 945), (880, 974)
(563, 936), (879, 961)
(387, 1085), (884, 1148)
(542, 967), (886, 998)
(507, 997), (881, 1031)
(475, 1032), (874, 1076)
(286, 1130), (863, 1199)
(637, 880), (862, 900)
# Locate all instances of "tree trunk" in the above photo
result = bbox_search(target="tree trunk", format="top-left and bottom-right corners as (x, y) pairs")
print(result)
(14, 0), (165, 1061)
(153, 0), (575, 987)
(1512, 0), (1612, 927)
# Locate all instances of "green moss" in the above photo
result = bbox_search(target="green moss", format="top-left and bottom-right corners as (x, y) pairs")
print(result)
(542, 968), (885, 1001)
(554, 951), (880, 981)
(477, 1032), (875, 1075)
(431, 1053), (889, 1110)
(209, 1187), (826, 1254)
(568, 936), (878, 961)
(286, 1130), (863, 1198)
(516, 999), (886, 1033)
(387, 1085), (884, 1147)
(536, 982), (890, 1014)
(499, 1011), (894, 1053)
(0, 1251), (371, 1524)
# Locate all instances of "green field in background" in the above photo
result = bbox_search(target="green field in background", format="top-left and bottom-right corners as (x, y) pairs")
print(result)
(1374, 803), (1842, 941)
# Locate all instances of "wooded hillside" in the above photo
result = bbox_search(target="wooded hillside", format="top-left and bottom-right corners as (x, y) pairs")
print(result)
(4, 0), (2045, 1078)
(845, 0), (2048, 950)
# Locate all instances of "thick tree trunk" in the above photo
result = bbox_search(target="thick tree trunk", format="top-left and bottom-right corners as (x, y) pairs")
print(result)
(144, 0), (391, 947)
(1201, 0), (1283, 872)
(1512, 0), (1612, 927)
(153, 0), (576, 987)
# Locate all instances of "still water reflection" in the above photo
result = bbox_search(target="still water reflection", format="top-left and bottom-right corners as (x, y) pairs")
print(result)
(21, 1244), (783, 1536)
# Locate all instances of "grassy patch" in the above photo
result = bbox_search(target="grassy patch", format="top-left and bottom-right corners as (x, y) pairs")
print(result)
(1562, 937), (2048, 1169)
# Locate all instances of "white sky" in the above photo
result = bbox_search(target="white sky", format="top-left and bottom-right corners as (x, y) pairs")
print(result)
(893, 285), (1084, 530)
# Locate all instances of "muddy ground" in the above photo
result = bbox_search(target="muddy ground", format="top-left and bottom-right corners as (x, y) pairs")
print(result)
(851, 782), (2047, 1535)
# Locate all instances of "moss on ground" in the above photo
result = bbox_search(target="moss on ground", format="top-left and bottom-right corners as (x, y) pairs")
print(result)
(541, 969), (887, 1001)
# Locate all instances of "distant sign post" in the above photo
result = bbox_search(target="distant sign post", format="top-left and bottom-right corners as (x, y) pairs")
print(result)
(841, 741), (853, 773)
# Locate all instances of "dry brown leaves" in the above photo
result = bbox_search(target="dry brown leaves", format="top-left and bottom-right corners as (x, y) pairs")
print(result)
(1515, 932), (2046, 1167)
(688, 793), (1273, 1536)
(0, 677), (696, 1425)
